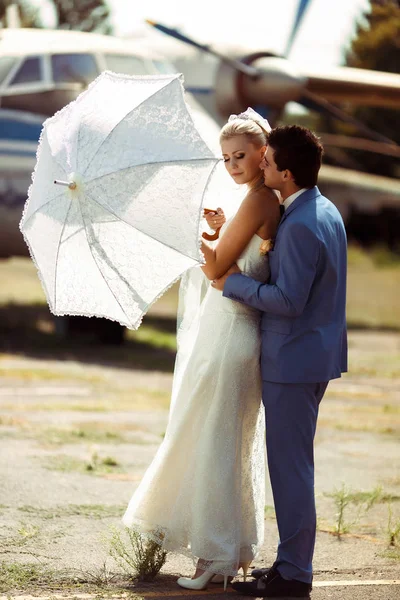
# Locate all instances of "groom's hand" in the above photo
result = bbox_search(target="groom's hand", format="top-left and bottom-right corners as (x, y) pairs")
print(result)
(211, 264), (241, 291)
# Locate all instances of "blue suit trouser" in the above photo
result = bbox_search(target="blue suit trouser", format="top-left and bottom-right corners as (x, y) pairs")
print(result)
(262, 380), (328, 583)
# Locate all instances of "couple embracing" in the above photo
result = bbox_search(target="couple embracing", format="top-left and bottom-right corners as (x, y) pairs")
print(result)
(123, 108), (347, 599)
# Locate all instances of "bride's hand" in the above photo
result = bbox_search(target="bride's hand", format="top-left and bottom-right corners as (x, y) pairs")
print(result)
(211, 264), (241, 291)
(204, 207), (226, 231)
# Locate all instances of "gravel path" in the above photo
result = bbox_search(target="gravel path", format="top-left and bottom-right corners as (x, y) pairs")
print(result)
(1, 331), (399, 599)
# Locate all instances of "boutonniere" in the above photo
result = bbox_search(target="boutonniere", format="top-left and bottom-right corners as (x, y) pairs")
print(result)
(259, 238), (274, 256)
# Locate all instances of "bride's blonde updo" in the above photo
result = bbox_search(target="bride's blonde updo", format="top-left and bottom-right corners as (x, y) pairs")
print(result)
(219, 108), (271, 148)
(220, 119), (267, 148)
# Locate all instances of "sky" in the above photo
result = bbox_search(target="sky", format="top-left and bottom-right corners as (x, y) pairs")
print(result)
(34, 0), (371, 67)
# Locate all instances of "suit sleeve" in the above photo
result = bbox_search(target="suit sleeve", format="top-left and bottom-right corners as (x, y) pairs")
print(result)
(223, 222), (320, 317)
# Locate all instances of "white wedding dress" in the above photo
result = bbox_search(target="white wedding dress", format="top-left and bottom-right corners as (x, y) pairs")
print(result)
(122, 218), (270, 576)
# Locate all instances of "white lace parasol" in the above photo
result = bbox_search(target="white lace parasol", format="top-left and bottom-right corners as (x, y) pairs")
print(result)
(20, 72), (220, 329)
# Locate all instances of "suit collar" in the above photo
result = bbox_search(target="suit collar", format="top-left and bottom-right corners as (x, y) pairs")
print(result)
(283, 187), (308, 211)
(280, 186), (321, 224)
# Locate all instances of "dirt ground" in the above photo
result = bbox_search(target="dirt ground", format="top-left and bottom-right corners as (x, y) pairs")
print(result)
(0, 329), (400, 599)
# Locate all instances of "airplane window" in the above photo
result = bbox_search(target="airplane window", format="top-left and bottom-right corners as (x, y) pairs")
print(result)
(104, 54), (149, 75)
(10, 57), (41, 86)
(152, 60), (176, 74)
(51, 54), (98, 86)
(0, 57), (16, 85)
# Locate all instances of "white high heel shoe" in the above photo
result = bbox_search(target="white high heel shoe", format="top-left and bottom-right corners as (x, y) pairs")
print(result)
(212, 561), (251, 584)
(239, 561), (251, 582)
(177, 570), (229, 591)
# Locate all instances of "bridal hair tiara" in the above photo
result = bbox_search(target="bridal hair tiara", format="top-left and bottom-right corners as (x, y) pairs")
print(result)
(228, 107), (271, 134)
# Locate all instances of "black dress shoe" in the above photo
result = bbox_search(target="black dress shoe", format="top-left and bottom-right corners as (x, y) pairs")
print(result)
(251, 567), (312, 590)
(251, 567), (270, 579)
(232, 566), (311, 598)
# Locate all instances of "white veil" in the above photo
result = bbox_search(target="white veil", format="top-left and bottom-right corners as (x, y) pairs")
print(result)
(170, 108), (271, 415)
(170, 162), (245, 414)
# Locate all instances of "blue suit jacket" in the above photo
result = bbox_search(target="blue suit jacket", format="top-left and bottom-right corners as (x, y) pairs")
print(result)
(223, 186), (348, 383)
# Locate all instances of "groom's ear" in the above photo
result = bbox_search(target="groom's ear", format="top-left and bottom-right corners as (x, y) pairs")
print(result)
(283, 169), (295, 182)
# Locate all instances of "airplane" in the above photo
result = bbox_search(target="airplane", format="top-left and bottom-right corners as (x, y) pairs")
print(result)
(1, 5), (399, 261)
(140, 13), (400, 251)
(0, 2), (399, 340)
(0, 25), (225, 343)
(139, 19), (400, 125)
(0, 26), (221, 259)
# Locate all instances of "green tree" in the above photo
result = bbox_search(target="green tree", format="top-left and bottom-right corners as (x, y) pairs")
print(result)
(0, 0), (41, 27)
(0, 1), (112, 33)
(51, 0), (112, 34)
(344, 0), (400, 177)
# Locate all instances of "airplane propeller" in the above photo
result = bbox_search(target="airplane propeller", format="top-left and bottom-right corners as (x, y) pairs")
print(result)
(284, 0), (312, 58)
(146, 2), (399, 151)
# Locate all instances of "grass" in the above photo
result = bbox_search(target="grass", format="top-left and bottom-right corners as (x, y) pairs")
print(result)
(1, 387), (171, 413)
(345, 488), (400, 507)
(75, 559), (120, 586)
(0, 563), (46, 593)
(128, 324), (177, 351)
(1, 248), (400, 350)
(0, 418), (156, 446)
(323, 485), (398, 538)
(325, 387), (386, 400)
(0, 560), (150, 595)
(346, 246), (400, 329)
(387, 504), (400, 547)
(384, 476), (400, 487)
(0, 415), (27, 426)
(353, 245), (400, 269)
(32, 425), (126, 446)
(0, 315), (177, 372)
(16, 503), (127, 520)
(0, 249), (399, 383)
(335, 404), (399, 416)
(264, 505), (276, 519)
(42, 453), (124, 477)
(0, 520), (42, 556)
(0, 253), (399, 581)
(318, 398), (400, 437)
(17, 522), (40, 540)
(0, 561), (128, 595)
(348, 353), (400, 379)
(32, 422), (153, 446)
(0, 366), (104, 383)
(332, 422), (400, 437)
(109, 527), (167, 581)
(382, 548), (400, 561)
(328, 484), (353, 537)
(380, 505), (400, 561)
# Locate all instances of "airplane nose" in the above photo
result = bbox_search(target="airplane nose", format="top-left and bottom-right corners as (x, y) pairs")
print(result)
(216, 55), (306, 117)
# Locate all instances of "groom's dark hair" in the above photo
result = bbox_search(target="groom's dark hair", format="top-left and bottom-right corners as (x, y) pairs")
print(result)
(267, 125), (323, 188)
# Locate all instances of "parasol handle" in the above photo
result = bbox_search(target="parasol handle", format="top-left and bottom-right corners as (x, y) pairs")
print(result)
(203, 208), (221, 241)
(54, 179), (77, 190)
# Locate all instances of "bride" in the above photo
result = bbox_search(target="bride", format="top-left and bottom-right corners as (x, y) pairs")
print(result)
(122, 108), (280, 590)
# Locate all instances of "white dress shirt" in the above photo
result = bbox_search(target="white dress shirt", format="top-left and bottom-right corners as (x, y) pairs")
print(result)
(283, 188), (309, 211)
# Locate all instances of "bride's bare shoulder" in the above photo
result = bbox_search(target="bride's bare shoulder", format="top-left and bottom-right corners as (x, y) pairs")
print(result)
(245, 185), (280, 213)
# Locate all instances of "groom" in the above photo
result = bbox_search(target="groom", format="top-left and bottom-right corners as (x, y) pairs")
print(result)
(212, 125), (347, 598)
